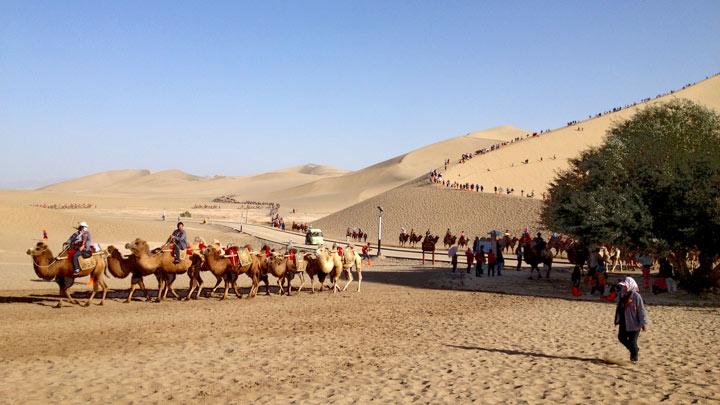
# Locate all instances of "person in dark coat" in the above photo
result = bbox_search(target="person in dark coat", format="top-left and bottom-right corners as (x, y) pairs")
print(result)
(614, 276), (648, 363)
(170, 222), (187, 264)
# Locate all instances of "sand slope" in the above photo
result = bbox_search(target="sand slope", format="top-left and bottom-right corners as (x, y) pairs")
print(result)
(262, 125), (530, 213)
(313, 177), (543, 243)
(442, 75), (720, 197)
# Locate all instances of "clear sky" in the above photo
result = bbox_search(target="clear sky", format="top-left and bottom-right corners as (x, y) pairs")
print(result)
(2, 1), (719, 188)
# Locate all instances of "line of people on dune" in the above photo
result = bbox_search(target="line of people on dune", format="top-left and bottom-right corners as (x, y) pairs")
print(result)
(191, 204), (220, 209)
(30, 203), (94, 209)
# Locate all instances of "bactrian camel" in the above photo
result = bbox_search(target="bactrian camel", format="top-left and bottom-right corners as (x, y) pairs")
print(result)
(26, 242), (108, 308)
(125, 238), (200, 301)
(106, 245), (161, 303)
(339, 246), (363, 292)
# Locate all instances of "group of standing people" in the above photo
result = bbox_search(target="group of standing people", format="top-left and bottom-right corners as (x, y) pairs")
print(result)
(450, 235), (504, 277)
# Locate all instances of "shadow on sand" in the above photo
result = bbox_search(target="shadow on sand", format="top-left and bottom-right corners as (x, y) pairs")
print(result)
(445, 344), (605, 364)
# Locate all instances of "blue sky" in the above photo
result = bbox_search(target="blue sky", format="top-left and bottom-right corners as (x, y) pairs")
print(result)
(2, 1), (719, 188)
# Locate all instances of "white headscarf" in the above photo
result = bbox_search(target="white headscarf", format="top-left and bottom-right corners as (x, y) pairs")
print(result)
(618, 276), (639, 296)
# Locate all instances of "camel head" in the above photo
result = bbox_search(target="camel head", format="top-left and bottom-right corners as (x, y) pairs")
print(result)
(27, 242), (56, 280)
(125, 238), (150, 256)
(201, 246), (222, 258)
(26, 241), (50, 258)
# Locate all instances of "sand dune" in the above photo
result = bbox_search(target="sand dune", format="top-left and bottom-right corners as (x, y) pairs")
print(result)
(441, 75), (720, 197)
(40, 164), (348, 198)
(313, 177), (543, 243)
(262, 125), (530, 213)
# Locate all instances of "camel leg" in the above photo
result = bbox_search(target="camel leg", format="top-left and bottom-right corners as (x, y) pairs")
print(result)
(230, 274), (242, 299)
(276, 277), (284, 295)
(98, 277), (108, 306)
(221, 275), (230, 301)
(297, 273), (306, 293)
(167, 275), (181, 300)
(155, 274), (166, 302)
(63, 286), (79, 306)
(193, 274), (204, 299)
(55, 288), (66, 308)
(125, 282), (139, 303)
(341, 269), (353, 291)
(233, 279), (242, 299)
(264, 277), (271, 296)
(356, 268), (362, 293)
(310, 276), (315, 293)
(184, 277), (196, 300)
(138, 278), (151, 301)
(207, 275), (222, 297)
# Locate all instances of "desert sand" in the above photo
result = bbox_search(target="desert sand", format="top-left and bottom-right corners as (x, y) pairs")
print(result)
(1, 256), (719, 404)
(2, 75), (720, 404)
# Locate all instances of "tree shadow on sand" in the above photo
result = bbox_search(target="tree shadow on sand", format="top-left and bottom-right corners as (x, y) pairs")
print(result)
(445, 344), (605, 364)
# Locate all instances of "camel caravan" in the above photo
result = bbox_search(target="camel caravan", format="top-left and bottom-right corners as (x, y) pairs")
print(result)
(27, 226), (364, 308)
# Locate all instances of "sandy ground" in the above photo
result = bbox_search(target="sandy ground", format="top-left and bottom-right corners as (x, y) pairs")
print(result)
(1, 257), (718, 404)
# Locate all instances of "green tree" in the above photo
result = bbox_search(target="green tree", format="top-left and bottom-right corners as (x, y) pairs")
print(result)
(541, 99), (720, 292)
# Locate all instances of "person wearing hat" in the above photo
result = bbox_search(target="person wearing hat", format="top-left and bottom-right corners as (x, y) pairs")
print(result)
(64, 222), (92, 274)
(614, 276), (648, 363)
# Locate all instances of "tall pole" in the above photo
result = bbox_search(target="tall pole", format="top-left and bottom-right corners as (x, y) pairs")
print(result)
(377, 214), (382, 256)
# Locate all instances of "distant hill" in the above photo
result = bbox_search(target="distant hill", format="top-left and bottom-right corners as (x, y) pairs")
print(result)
(39, 165), (348, 197)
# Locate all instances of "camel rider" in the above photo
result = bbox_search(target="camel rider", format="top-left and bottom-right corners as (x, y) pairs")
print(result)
(65, 222), (92, 274)
(401, 227), (406, 235)
(170, 222), (187, 264)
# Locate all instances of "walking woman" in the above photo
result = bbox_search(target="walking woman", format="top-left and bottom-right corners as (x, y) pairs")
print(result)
(614, 276), (648, 363)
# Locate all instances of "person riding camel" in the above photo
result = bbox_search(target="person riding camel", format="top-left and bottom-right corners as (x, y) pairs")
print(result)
(401, 226), (407, 235)
(64, 221), (92, 274)
(169, 222), (187, 264)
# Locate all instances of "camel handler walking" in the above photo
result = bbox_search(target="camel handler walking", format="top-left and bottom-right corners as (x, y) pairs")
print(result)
(64, 221), (92, 274)
(170, 222), (187, 264)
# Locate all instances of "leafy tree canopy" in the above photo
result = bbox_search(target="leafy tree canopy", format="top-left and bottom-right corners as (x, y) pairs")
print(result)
(541, 99), (720, 290)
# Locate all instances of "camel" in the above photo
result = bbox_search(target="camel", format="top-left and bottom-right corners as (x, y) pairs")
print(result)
(504, 236), (519, 254)
(192, 244), (261, 299)
(424, 234), (440, 243)
(312, 246), (343, 293)
(124, 238), (198, 301)
(519, 237), (543, 279)
(567, 241), (590, 271)
(458, 235), (468, 249)
(540, 247), (554, 278)
(443, 232), (457, 249)
(106, 245), (162, 303)
(26, 242), (108, 308)
(339, 246), (363, 292)
(608, 246), (624, 272)
(261, 250), (289, 295)
(399, 232), (409, 247)
(284, 248), (308, 295)
(409, 232), (423, 248)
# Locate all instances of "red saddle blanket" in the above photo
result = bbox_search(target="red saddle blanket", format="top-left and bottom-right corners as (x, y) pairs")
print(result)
(223, 248), (239, 265)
